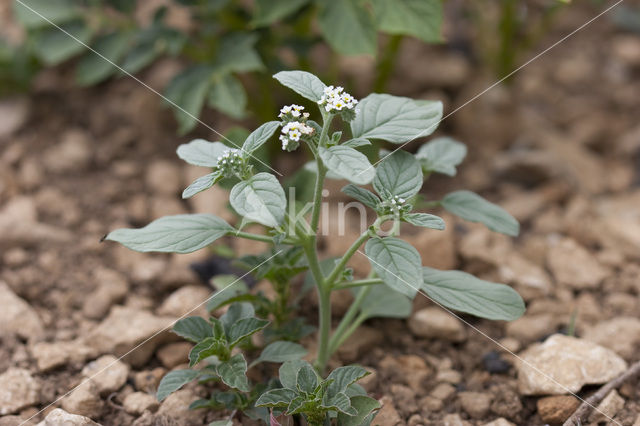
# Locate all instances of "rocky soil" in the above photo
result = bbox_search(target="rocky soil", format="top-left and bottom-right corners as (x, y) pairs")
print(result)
(1, 3), (640, 426)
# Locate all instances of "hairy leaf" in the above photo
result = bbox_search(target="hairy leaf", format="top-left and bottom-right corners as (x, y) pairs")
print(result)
(252, 0), (310, 26)
(321, 392), (356, 415)
(342, 138), (371, 148)
(208, 74), (247, 119)
(364, 237), (422, 298)
(403, 213), (445, 230)
(327, 366), (369, 395)
(416, 137), (467, 176)
(173, 317), (213, 343)
(373, 150), (423, 199)
(296, 363), (318, 394)
(319, 146), (375, 185)
(421, 267), (526, 321)
(255, 388), (298, 408)
(441, 190), (519, 236)
(279, 360), (308, 390)
(337, 395), (380, 426)
(227, 317), (270, 347)
(14, 0), (79, 28)
(182, 172), (222, 199)
(105, 214), (232, 253)
(341, 184), (380, 209)
(351, 94), (442, 144)
(230, 173), (286, 227)
(177, 139), (231, 167)
(76, 32), (130, 86)
(216, 354), (250, 391)
(156, 369), (200, 401)
(189, 337), (227, 367)
(33, 21), (91, 65)
(242, 121), (280, 154)
(273, 70), (326, 102)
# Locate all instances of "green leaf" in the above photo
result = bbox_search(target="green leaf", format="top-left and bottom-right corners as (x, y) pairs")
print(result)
(220, 302), (255, 332)
(327, 366), (369, 395)
(106, 214), (232, 253)
(164, 65), (214, 135)
(317, 0), (377, 55)
(208, 74), (247, 119)
(403, 213), (445, 230)
(242, 121), (280, 154)
(177, 140), (231, 167)
(213, 33), (264, 74)
(182, 172), (222, 199)
(230, 173), (286, 227)
(341, 184), (380, 209)
(216, 354), (250, 391)
(173, 317), (213, 343)
(319, 146), (375, 185)
(279, 360), (308, 390)
(441, 190), (519, 236)
(189, 337), (227, 367)
(421, 267), (525, 321)
(416, 137), (467, 176)
(373, 150), (423, 199)
(14, 0), (79, 28)
(322, 392), (356, 415)
(272, 70), (326, 102)
(351, 94), (442, 144)
(76, 32), (131, 86)
(252, 341), (308, 366)
(120, 41), (160, 74)
(371, 0), (442, 42)
(255, 388), (298, 408)
(296, 363), (318, 394)
(356, 284), (412, 320)
(252, 0), (310, 26)
(157, 369), (200, 401)
(342, 138), (371, 148)
(337, 395), (380, 426)
(364, 237), (422, 298)
(33, 21), (91, 65)
(227, 317), (270, 347)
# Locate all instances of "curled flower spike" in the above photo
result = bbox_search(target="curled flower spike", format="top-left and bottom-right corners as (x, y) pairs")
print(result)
(279, 121), (314, 151)
(378, 195), (411, 217)
(215, 148), (248, 178)
(317, 86), (358, 120)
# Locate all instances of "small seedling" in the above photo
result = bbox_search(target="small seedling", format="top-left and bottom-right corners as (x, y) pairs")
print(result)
(107, 70), (525, 425)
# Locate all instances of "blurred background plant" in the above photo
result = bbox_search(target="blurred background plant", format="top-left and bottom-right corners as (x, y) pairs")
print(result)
(6, 0), (443, 134)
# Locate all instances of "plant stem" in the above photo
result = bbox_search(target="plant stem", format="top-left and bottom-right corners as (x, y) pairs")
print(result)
(233, 231), (294, 244)
(328, 285), (372, 355)
(325, 230), (371, 286)
(333, 278), (383, 290)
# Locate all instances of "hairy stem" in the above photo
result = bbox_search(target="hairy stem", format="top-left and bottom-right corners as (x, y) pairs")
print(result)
(333, 278), (383, 290)
(325, 230), (372, 286)
(233, 231), (295, 245)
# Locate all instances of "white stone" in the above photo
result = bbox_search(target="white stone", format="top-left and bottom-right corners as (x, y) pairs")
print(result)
(408, 308), (465, 342)
(517, 334), (627, 395)
(157, 285), (210, 317)
(83, 307), (176, 367)
(0, 368), (40, 415)
(82, 355), (130, 394)
(61, 380), (103, 419)
(583, 317), (640, 360)
(0, 281), (44, 341)
(36, 408), (101, 426)
(547, 237), (609, 289)
(30, 340), (97, 372)
(123, 392), (158, 415)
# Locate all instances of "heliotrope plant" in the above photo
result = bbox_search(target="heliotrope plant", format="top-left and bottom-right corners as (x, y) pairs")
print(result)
(106, 70), (525, 425)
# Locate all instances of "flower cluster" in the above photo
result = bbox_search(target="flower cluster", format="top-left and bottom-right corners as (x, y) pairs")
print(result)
(378, 195), (411, 217)
(317, 86), (358, 120)
(215, 148), (248, 178)
(279, 121), (314, 152)
(278, 104), (309, 121)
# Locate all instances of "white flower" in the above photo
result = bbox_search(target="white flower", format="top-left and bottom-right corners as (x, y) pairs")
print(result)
(279, 121), (314, 151)
(279, 104), (305, 119)
(317, 85), (358, 114)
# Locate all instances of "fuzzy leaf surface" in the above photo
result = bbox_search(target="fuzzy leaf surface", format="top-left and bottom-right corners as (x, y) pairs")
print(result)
(373, 150), (423, 199)
(421, 267), (525, 321)
(216, 354), (250, 391)
(416, 137), (467, 176)
(172, 317), (213, 343)
(319, 146), (375, 185)
(403, 213), (445, 230)
(230, 173), (286, 227)
(105, 214), (232, 253)
(177, 140), (230, 167)
(351, 94), (442, 143)
(364, 237), (422, 298)
(442, 190), (519, 236)
(156, 369), (200, 401)
(272, 70), (326, 102)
